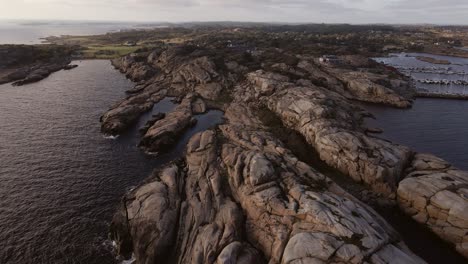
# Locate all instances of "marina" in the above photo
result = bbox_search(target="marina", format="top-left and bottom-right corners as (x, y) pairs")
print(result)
(375, 53), (468, 98)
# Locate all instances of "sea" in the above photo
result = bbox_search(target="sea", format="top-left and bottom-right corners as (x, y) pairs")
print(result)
(367, 53), (468, 170)
(0, 59), (223, 263)
(0, 20), (163, 44)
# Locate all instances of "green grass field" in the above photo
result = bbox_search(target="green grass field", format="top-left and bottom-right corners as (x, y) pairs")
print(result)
(80, 45), (142, 59)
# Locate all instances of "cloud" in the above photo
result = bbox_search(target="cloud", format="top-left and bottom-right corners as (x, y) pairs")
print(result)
(0, 0), (467, 24)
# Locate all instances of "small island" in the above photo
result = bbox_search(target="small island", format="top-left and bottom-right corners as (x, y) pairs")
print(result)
(0, 45), (77, 86)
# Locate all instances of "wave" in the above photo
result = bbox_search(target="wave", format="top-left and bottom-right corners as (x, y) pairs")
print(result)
(103, 134), (119, 140)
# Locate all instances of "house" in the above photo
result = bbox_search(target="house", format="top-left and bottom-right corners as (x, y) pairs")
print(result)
(319, 55), (342, 65)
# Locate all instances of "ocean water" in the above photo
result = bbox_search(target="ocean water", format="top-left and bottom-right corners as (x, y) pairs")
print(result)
(363, 98), (468, 170)
(0, 20), (154, 44)
(366, 53), (468, 169)
(361, 97), (468, 263)
(0, 60), (223, 264)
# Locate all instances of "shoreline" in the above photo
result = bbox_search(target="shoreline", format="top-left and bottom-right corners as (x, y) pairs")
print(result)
(0, 45), (77, 86)
(416, 92), (468, 100)
(2, 23), (468, 263)
(102, 37), (468, 263)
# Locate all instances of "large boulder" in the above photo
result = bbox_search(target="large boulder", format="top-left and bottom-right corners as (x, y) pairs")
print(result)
(100, 88), (166, 135)
(139, 96), (194, 153)
(398, 154), (468, 258)
(246, 70), (290, 97)
(110, 165), (182, 263)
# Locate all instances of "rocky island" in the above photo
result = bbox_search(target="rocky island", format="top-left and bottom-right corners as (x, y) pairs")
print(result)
(0, 45), (77, 86)
(91, 26), (468, 263)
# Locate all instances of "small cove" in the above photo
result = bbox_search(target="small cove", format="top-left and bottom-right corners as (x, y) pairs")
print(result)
(0, 60), (224, 264)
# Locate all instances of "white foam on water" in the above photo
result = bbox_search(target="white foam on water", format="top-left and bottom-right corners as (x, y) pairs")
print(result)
(104, 134), (119, 140)
(120, 254), (136, 264)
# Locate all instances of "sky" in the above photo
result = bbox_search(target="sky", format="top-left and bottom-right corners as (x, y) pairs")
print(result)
(0, 0), (467, 24)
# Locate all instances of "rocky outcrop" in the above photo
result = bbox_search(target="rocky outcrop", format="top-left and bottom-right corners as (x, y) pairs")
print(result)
(64, 64), (78, 70)
(139, 113), (166, 135)
(110, 165), (182, 263)
(219, 104), (425, 263)
(260, 54), (413, 109)
(239, 71), (412, 197)
(398, 154), (468, 258)
(329, 70), (412, 108)
(191, 97), (207, 114)
(170, 56), (225, 100)
(111, 103), (426, 264)
(267, 86), (413, 197)
(101, 47), (227, 135)
(11, 63), (72, 86)
(175, 130), (262, 264)
(296, 60), (352, 97)
(139, 96), (195, 153)
(100, 87), (167, 135)
(112, 129), (263, 264)
(0, 62), (75, 86)
(0, 45), (75, 85)
(112, 54), (155, 82)
(0, 45), (76, 86)
(246, 70), (290, 97)
(104, 42), (468, 262)
(241, 70), (468, 258)
(126, 84), (147, 94)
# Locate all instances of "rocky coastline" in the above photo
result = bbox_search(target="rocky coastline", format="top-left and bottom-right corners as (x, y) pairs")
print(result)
(415, 92), (468, 100)
(415, 56), (451, 65)
(101, 40), (468, 263)
(0, 45), (77, 86)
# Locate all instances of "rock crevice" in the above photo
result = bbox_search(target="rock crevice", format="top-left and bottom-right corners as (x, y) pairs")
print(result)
(104, 43), (467, 262)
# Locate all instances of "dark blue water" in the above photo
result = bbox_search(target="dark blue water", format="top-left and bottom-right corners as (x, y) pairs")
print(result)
(364, 98), (468, 170)
(0, 60), (223, 264)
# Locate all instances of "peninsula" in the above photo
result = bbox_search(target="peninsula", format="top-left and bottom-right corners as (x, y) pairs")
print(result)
(2, 23), (468, 264)
(89, 25), (468, 263)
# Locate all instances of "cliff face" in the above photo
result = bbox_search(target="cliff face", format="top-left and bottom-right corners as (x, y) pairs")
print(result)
(103, 43), (468, 263)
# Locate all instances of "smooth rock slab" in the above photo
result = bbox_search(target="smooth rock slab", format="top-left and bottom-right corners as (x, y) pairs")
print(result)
(139, 96), (194, 153)
(219, 103), (425, 264)
(112, 130), (263, 264)
(110, 165), (182, 264)
(265, 84), (412, 197)
(398, 153), (468, 258)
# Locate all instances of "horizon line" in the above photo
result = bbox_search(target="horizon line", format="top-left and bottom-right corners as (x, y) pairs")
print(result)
(1, 18), (468, 27)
